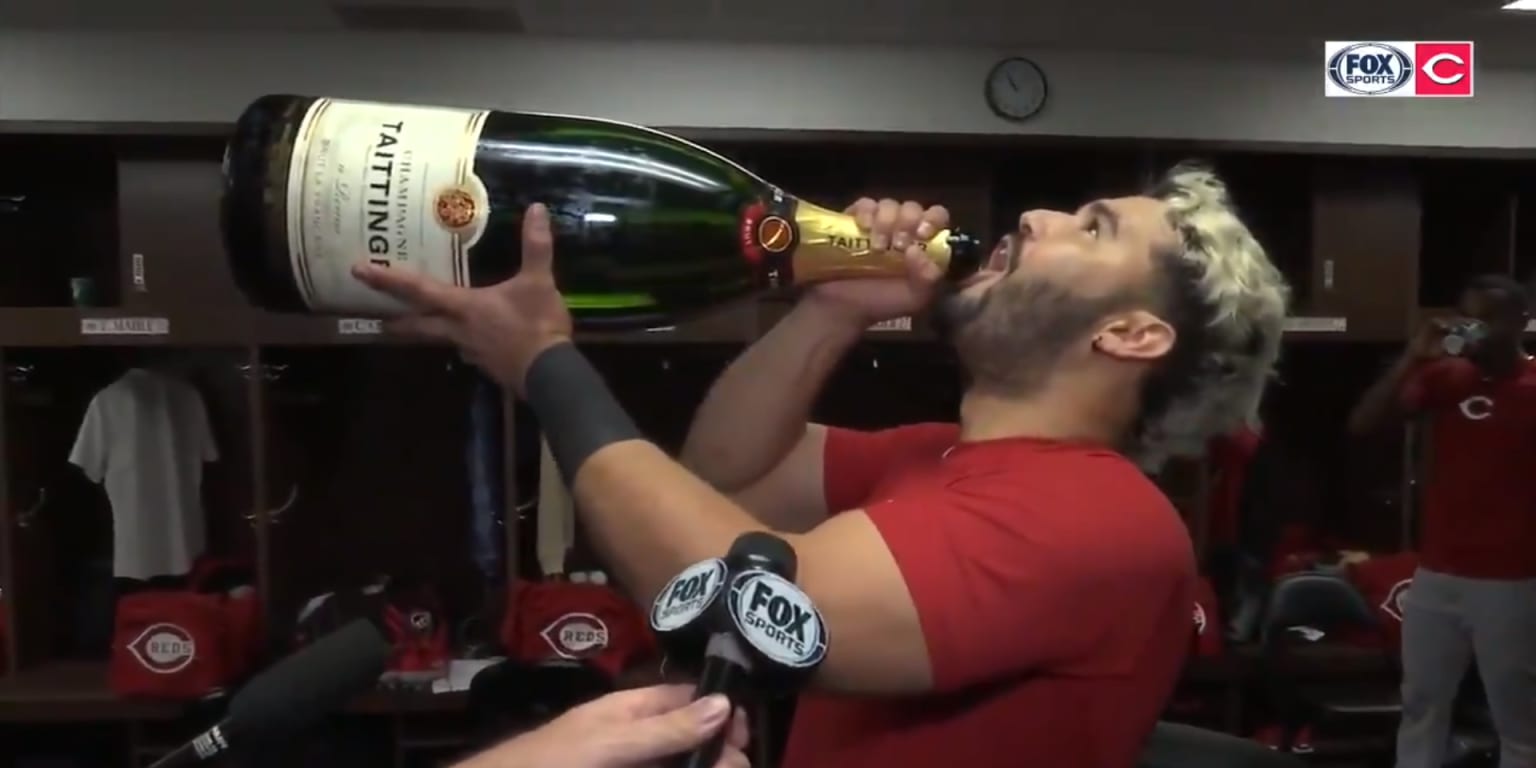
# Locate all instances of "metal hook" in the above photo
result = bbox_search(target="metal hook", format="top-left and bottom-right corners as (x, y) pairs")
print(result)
(5, 363), (35, 384)
(15, 486), (46, 528)
(236, 363), (286, 382)
(270, 483), (299, 519)
(514, 497), (537, 522)
(244, 484), (299, 525)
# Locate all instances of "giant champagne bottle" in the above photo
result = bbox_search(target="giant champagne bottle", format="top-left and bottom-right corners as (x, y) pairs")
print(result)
(221, 95), (980, 329)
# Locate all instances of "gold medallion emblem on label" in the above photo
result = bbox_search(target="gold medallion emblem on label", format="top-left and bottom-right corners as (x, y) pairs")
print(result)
(434, 186), (479, 231)
(757, 216), (793, 253)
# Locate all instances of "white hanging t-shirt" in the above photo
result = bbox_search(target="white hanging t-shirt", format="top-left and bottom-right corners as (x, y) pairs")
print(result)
(536, 435), (576, 577)
(69, 368), (219, 580)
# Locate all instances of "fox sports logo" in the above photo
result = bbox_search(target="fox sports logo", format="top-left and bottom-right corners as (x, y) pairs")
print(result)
(1328, 43), (1412, 95)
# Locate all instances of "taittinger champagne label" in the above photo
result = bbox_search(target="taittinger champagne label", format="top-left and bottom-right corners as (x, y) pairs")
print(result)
(285, 98), (492, 314)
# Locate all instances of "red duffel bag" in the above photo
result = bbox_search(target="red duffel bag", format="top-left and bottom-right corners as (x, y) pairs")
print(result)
(109, 559), (262, 699)
(501, 576), (656, 681)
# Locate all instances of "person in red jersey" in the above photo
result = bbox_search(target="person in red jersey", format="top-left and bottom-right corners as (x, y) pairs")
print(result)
(1349, 274), (1536, 768)
(1207, 425), (1264, 547)
(352, 163), (1290, 768)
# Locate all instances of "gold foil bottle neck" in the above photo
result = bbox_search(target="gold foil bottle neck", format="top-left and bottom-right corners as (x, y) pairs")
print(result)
(787, 200), (962, 285)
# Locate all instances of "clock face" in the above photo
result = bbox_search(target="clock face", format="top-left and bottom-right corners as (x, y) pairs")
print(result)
(985, 57), (1048, 121)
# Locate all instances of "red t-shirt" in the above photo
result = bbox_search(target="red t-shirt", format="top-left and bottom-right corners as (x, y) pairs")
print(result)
(1401, 357), (1536, 579)
(782, 423), (1196, 768)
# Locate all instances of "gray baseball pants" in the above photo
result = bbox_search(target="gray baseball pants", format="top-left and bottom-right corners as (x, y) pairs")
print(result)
(1396, 567), (1536, 768)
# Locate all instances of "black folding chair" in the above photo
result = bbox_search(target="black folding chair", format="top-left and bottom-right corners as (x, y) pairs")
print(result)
(1258, 571), (1401, 754)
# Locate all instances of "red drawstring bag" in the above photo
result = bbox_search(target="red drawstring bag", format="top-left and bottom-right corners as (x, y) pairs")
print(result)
(109, 559), (263, 699)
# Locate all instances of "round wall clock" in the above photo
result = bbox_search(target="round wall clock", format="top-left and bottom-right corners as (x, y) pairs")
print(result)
(985, 57), (1048, 122)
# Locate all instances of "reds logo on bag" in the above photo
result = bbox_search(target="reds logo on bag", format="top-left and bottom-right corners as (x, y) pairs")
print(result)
(1380, 578), (1411, 622)
(541, 612), (611, 659)
(503, 579), (655, 679)
(126, 623), (198, 674)
(1343, 551), (1419, 652)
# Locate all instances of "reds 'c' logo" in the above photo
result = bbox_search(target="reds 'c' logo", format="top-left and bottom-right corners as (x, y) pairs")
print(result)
(1458, 395), (1494, 420)
(1192, 603), (1208, 635)
(1381, 579), (1412, 622)
(126, 623), (197, 674)
(540, 613), (610, 659)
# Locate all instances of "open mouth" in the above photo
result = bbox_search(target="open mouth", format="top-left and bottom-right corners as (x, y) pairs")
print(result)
(987, 236), (1012, 271)
(961, 237), (1016, 288)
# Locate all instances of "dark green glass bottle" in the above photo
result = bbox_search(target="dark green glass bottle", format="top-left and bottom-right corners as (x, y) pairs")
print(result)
(221, 95), (980, 330)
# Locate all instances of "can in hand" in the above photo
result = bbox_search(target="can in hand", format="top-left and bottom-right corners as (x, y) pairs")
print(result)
(1441, 319), (1489, 357)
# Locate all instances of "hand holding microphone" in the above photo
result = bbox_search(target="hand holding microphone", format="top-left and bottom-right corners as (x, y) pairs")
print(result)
(649, 532), (830, 768)
(455, 684), (750, 768)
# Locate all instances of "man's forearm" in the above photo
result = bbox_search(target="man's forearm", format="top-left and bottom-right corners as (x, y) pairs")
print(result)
(522, 342), (784, 602)
(680, 298), (864, 492)
(1347, 354), (1418, 435)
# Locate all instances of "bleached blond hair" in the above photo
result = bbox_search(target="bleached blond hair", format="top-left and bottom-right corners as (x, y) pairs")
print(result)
(1128, 162), (1290, 471)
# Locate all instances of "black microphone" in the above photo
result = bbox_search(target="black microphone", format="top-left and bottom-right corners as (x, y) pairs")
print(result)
(659, 532), (828, 768)
(650, 554), (731, 672)
(146, 618), (391, 768)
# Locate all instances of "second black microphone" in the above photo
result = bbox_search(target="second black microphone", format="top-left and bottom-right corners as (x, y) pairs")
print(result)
(649, 532), (829, 768)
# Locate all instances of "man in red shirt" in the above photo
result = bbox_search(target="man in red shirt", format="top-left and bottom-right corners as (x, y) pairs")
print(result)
(667, 173), (1289, 767)
(354, 164), (1290, 767)
(1348, 274), (1536, 768)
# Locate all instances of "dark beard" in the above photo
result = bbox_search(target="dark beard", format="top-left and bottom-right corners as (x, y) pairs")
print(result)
(936, 278), (1129, 394)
